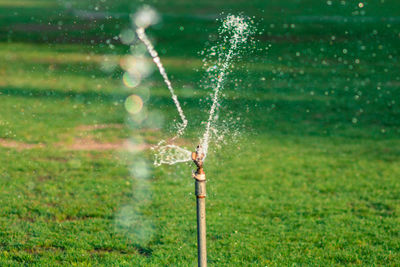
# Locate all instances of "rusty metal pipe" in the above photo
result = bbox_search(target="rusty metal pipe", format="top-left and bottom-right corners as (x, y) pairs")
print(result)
(192, 146), (207, 267)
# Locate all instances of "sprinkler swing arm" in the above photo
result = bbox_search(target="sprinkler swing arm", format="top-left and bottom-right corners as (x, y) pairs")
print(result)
(192, 146), (207, 267)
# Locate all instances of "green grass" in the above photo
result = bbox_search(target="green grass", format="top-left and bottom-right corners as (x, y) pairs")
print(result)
(0, 0), (399, 265)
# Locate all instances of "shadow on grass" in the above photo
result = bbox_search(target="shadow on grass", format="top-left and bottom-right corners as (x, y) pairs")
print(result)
(0, 86), (127, 103)
(92, 244), (153, 257)
(134, 245), (153, 257)
(1, 85), (399, 141)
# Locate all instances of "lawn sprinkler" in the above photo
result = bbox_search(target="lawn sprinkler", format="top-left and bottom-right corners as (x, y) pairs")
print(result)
(192, 146), (207, 267)
(133, 8), (254, 266)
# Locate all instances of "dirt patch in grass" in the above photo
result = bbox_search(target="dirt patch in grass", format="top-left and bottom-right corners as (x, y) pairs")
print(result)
(37, 175), (52, 182)
(0, 137), (149, 151)
(0, 138), (44, 150)
(75, 123), (124, 131)
(61, 138), (124, 151)
(0, 124), (191, 152)
(57, 138), (151, 151)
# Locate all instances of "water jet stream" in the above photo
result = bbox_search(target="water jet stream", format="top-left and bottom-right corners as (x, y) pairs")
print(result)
(136, 27), (188, 139)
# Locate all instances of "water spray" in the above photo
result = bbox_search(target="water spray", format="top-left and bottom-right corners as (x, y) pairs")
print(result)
(131, 7), (255, 266)
(200, 15), (253, 158)
(192, 146), (207, 267)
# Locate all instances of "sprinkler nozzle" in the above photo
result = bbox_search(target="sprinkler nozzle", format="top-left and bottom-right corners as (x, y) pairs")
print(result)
(192, 145), (205, 178)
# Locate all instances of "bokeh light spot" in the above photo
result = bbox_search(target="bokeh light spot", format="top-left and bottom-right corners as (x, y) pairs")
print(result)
(120, 29), (136, 44)
(133, 6), (160, 28)
(122, 72), (141, 88)
(125, 95), (143, 114)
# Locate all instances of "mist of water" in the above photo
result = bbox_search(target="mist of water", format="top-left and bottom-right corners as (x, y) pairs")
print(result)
(152, 141), (192, 166)
(199, 15), (255, 158)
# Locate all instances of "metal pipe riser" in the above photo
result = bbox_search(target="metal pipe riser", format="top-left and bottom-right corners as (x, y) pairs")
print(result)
(194, 177), (207, 267)
(192, 146), (207, 267)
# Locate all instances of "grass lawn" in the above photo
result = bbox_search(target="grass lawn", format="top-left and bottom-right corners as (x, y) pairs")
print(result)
(0, 0), (399, 265)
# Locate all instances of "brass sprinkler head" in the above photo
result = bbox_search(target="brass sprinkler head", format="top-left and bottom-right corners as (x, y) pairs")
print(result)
(192, 145), (205, 176)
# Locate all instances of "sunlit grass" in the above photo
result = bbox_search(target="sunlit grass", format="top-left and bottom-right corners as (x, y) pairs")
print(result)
(0, 0), (399, 265)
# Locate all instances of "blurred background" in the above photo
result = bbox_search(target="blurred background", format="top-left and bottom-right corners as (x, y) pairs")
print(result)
(0, 0), (399, 265)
